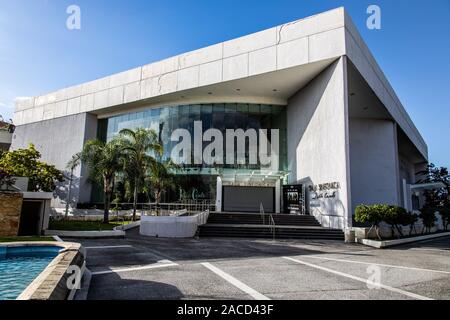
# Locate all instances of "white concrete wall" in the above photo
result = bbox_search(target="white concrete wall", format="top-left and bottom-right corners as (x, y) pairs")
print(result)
(349, 118), (400, 213)
(287, 58), (351, 229)
(10, 113), (98, 207)
(344, 13), (427, 160)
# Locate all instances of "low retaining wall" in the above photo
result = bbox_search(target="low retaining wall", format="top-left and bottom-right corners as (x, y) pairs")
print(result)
(0, 192), (23, 237)
(114, 220), (140, 231)
(45, 230), (125, 238)
(140, 212), (208, 238)
(2, 242), (86, 300)
(358, 232), (450, 249)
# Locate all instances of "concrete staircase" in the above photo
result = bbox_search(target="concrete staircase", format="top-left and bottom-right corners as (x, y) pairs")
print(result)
(198, 212), (344, 240)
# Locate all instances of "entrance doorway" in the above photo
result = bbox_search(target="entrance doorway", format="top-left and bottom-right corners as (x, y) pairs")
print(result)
(18, 201), (42, 236)
(223, 186), (275, 213)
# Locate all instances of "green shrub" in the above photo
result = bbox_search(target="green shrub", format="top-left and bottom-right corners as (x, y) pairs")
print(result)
(438, 203), (450, 230)
(356, 204), (416, 239)
(355, 204), (386, 240)
(419, 206), (437, 234)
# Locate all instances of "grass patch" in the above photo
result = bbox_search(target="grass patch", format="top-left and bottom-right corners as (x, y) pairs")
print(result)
(0, 236), (55, 243)
(48, 219), (135, 231)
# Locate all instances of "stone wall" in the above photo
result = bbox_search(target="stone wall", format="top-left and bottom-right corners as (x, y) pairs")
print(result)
(0, 192), (23, 237)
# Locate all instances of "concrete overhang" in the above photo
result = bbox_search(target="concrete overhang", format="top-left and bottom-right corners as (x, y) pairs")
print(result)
(95, 58), (337, 119)
(22, 192), (53, 200)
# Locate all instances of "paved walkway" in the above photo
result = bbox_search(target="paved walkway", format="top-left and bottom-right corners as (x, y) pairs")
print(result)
(64, 229), (450, 300)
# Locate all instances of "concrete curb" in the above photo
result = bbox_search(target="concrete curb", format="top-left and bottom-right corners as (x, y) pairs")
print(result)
(357, 231), (450, 249)
(45, 230), (125, 239)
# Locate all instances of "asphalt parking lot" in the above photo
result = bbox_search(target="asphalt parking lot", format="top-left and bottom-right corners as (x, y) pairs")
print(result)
(64, 229), (450, 300)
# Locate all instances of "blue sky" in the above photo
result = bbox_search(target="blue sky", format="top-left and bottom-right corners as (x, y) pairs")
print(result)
(0, 0), (449, 168)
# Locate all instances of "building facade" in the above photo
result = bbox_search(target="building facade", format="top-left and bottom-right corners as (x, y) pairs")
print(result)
(11, 8), (428, 230)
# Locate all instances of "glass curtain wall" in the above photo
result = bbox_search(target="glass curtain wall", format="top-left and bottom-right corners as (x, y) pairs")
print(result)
(93, 103), (287, 204)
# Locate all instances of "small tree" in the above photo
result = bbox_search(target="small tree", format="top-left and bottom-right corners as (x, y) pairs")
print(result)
(419, 206), (437, 234)
(80, 138), (124, 223)
(65, 153), (81, 218)
(438, 202), (450, 230)
(146, 160), (177, 215)
(404, 212), (419, 236)
(0, 143), (63, 192)
(383, 206), (409, 238)
(119, 128), (162, 221)
(355, 204), (385, 240)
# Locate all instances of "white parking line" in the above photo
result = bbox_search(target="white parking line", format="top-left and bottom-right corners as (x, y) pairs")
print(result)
(407, 248), (449, 253)
(304, 255), (450, 274)
(283, 257), (433, 300)
(201, 262), (270, 300)
(92, 262), (178, 275)
(85, 245), (133, 249)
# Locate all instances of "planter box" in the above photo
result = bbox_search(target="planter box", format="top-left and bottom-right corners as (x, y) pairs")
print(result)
(357, 231), (450, 249)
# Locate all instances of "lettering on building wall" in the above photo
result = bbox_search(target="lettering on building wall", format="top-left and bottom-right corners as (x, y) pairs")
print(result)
(309, 182), (340, 200)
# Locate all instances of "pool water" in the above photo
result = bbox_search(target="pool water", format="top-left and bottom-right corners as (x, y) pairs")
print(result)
(0, 246), (61, 300)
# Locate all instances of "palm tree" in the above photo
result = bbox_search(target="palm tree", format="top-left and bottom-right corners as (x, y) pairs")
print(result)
(80, 138), (124, 223)
(65, 153), (81, 218)
(119, 128), (162, 221)
(146, 159), (177, 214)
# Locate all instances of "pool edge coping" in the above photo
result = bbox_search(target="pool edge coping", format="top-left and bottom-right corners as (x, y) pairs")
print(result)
(0, 241), (85, 300)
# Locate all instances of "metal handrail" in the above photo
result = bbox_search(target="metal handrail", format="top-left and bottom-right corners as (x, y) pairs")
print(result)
(260, 202), (265, 225)
(268, 213), (276, 240)
(260, 202), (275, 240)
(140, 201), (215, 217)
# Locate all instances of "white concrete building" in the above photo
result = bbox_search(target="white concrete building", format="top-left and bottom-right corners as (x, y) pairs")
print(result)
(11, 8), (428, 230)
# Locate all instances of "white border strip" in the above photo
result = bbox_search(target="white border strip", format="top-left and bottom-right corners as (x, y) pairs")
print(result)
(201, 262), (270, 300)
(85, 245), (133, 249)
(305, 256), (450, 275)
(52, 235), (64, 242)
(92, 262), (178, 275)
(283, 257), (433, 300)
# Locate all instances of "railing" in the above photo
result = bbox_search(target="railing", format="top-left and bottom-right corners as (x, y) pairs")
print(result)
(313, 210), (345, 229)
(260, 202), (265, 225)
(268, 213), (276, 240)
(141, 201), (215, 217)
(260, 202), (276, 240)
(196, 210), (210, 226)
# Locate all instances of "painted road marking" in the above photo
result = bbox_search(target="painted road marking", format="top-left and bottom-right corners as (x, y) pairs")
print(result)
(283, 257), (433, 300)
(201, 262), (270, 300)
(85, 245), (133, 249)
(305, 255), (450, 274)
(407, 248), (449, 253)
(92, 262), (179, 275)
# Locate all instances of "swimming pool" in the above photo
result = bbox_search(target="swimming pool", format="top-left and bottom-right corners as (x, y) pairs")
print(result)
(0, 246), (61, 300)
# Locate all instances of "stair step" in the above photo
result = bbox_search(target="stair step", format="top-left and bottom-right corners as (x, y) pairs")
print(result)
(199, 212), (344, 240)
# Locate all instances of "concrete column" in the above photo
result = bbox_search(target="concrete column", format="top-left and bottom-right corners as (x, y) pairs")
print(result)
(275, 179), (281, 213)
(215, 176), (222, 212)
